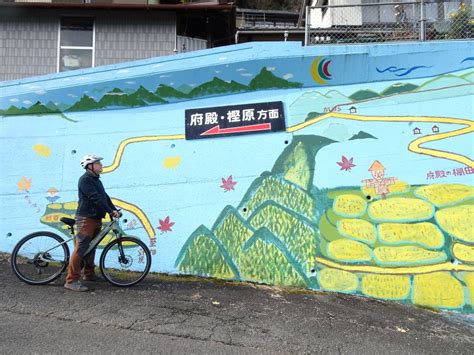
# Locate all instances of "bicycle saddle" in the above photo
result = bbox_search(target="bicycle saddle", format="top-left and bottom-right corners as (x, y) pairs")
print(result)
(60, 217), (76, 227)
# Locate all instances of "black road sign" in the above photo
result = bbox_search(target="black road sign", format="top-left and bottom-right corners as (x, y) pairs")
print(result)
(185, 101), (286, 140)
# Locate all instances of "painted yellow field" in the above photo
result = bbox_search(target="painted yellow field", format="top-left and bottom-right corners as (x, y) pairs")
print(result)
(373, 246), (447, 266)
(368, 198), (434, 222)
(327, 239), (372, 263)
(318, 268), (358, 292)
(436, 205), (474, 243)
(333, 194), (367, 217)
(452, 243), (474, 264)
(337, 219), (377, 245)
(415, 184), (474, 207)
(377, 222), (444, 249)
(413, 272), (464, 309)
(361, 274), (411, 300)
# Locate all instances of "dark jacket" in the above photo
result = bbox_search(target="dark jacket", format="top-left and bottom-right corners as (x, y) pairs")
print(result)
(76, 171), (116, 219)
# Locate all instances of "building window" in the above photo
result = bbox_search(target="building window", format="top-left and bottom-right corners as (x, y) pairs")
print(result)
(58, 17), (94, 72)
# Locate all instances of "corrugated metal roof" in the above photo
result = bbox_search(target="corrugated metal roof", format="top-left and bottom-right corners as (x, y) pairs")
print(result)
(0, 2), (234, 12)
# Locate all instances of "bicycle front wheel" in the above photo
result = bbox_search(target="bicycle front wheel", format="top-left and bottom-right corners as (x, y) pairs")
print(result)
(99, 237), (151, 287)
(11, 231), (69, 285)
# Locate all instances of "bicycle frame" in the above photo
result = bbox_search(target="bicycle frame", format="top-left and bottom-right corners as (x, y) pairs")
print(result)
(39, 218), (126, 262)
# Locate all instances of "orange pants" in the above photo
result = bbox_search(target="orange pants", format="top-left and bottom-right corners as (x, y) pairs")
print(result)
(66, 216), (101, 283)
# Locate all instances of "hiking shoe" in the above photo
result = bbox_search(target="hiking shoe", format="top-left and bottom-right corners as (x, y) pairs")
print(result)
(64, 281), (89, 292)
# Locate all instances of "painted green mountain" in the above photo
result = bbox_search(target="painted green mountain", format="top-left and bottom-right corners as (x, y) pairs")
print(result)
(4, 70), (470, 116)
(175, 135), (336, 288)
(27, 102), (61, 114)
(128, 86), (167, 104)
(249, 68), (303, 90)
(189, 77), (248, 97)
(381, 83), (418, 96)
(155, 84), (189, 98)
(96, 92), (142, 108)
(46, 101), (61, 111)
(1, 67), (304, 114)
(349, 131), (377, 140)
(239, 227), (309, 287)
(176, 84), (193, 94)
(66, 87), (167, 111)
(305, 111), (324, 121)
(175, 225), (240, 280)
(0, 101), (60, 115)
(0, 101), (79, 123)
(271, 135), (335, 191)
(1, 106), (22, 115)
(349, 89), (380, 101)
(339, 83), (417, 104)
(293, 72), (473, 121)
(66, 95), (100, 111)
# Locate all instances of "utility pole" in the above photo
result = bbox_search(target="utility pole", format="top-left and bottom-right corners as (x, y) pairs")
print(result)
(298, 0), (309, 28)
(420, 0), (426, 41)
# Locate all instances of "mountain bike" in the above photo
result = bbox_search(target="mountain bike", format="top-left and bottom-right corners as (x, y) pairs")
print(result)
(10, 214), (152, 287)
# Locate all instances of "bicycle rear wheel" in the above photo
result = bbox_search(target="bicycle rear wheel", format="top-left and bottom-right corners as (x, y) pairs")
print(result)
(11, 232), (69, 285)
(99, 237), (151, 287)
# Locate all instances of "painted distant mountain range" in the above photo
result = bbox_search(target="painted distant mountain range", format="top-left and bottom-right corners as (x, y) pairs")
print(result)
(2, 70), (472, 117)
(0, 68), (302, 116)
(289, 72), (474, 121)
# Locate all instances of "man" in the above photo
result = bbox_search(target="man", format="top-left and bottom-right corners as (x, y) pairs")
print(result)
(64, 154), (120, 292)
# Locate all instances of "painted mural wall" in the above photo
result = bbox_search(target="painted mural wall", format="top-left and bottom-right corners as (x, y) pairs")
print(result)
(1, 41), (473, 312)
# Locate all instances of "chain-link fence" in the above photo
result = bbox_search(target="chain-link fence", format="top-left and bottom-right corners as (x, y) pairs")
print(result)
(305, 0), (473, 44)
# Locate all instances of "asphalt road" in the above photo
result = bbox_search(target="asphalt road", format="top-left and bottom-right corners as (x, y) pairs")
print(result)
(0, 255), (473, 354)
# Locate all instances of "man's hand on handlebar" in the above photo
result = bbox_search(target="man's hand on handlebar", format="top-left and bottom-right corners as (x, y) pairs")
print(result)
(110, 210), (122, 219)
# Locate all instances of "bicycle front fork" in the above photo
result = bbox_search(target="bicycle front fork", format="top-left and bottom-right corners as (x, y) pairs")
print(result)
(117, 241), (128, 265)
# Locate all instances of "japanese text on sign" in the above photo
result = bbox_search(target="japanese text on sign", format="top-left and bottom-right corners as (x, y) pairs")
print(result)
(188, 108), (281, 127)
(185, 101), (286, 140)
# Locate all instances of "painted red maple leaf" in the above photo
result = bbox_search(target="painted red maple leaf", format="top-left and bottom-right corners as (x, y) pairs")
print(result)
(157, 216), (174, 233)
(220, 175), (237, 192)
(336, 156), (356, 171)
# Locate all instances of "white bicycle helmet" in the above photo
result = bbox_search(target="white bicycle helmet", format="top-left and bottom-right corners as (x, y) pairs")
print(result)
(80, 154), (103, 169)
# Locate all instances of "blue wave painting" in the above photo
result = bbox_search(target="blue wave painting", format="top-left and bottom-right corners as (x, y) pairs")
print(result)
(461, 57), (474, 63)
(376, 65), (431, 77)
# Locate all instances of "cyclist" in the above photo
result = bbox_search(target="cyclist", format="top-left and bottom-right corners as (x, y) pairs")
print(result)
(64, 154), (120, 292)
